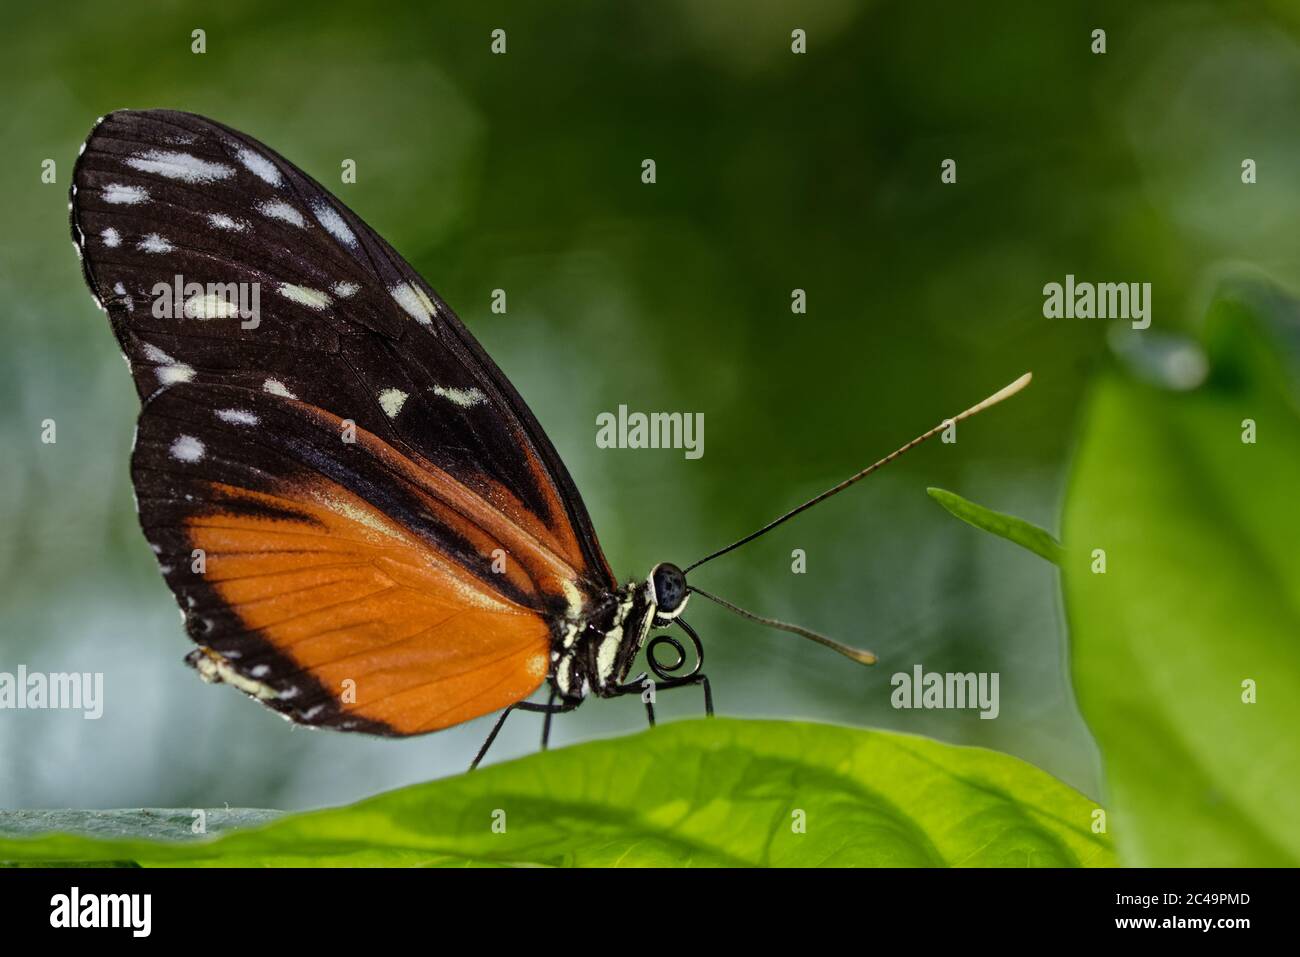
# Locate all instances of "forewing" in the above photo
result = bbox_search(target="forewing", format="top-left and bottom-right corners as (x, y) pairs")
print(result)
(72, 108), (614, 604)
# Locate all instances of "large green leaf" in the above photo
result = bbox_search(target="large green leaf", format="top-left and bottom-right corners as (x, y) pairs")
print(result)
(0, 719), (1110, 867)
(1063, 293), (1300, 866)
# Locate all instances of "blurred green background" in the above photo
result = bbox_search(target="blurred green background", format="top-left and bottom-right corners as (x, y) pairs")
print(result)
(2, 0), (1297, 811)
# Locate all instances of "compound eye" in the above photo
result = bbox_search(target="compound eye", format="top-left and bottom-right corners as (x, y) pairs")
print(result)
(652, 563), (687, 613)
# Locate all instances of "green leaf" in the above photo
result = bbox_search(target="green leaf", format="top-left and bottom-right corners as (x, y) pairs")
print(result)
(927, 487), (1064, 565)
(0, 719), (1111, 867)
(1062, 291), (1300, 866)
(0, 810), (283, 868)
(0, 809), (282, 841)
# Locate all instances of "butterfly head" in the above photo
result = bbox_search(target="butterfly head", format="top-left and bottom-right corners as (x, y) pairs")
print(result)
(648, 561), (690, 624)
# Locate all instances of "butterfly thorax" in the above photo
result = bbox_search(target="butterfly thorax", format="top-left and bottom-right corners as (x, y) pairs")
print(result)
(551, 580), (658, 701)
(550, 561), (694, 701)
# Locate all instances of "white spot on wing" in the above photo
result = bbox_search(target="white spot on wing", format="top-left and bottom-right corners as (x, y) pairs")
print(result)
(311, 201), (358, 247)
(103, 183), (148, 205)
(256, 200), (304, 227)
(157, 365), (194, 385)
(432, 384), (487, 408)
(184, 292), (240, 319)
(378, 388), (408, 418)
(333, 281), (359, 298)
(125, 149), (235, 184)
(263, 378), (297, 399)
(207, 212), (248, 232)
(170, 434), (205, 462)
(277, 284), (332, 310)
(137, 233), (174, 254)
(142, 344), (195, 385)
(236, 146), (282, 186)
(389, 282), (436, 324)
(101, 227), (121, 248)
(216, 408), (259, 426)
(526, 652), (547, 682)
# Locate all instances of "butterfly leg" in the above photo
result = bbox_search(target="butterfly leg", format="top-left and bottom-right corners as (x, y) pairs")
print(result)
(614, 674), (712, 724)
(668, 617), (714, 717)
(683, 673), (714, 717)
(470, 697), (579, 771)
(647, 673), (714, 719)
(610, 617), (714, 726)
(540, 690), (558, 751)
(470, 707), (517, 771)
(613, 672), (657, 727)
(611, 673), (713, 727)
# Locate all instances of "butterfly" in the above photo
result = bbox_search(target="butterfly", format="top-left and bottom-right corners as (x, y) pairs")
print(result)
(71, 109), (1031, 768)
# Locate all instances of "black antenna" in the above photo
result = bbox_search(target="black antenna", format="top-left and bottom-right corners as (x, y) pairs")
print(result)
(689, 586), (878, 665)
(684, 373), (1033, 574)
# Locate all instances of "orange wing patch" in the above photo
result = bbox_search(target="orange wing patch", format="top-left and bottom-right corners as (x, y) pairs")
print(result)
(188, 478), (551, 733)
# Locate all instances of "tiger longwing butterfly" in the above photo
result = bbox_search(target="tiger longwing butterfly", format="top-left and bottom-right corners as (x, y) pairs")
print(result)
(71, 109), (1031, 768)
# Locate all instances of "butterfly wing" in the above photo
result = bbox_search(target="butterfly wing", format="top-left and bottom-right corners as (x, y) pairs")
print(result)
(133, 382), (566, 734)
(72, 109), (614, 733)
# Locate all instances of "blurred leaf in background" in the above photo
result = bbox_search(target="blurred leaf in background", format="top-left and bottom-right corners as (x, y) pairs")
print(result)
(927, 487), (1064, 565)
(1064, 285), (1300, 866)
(931, 283), (1300, 866)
